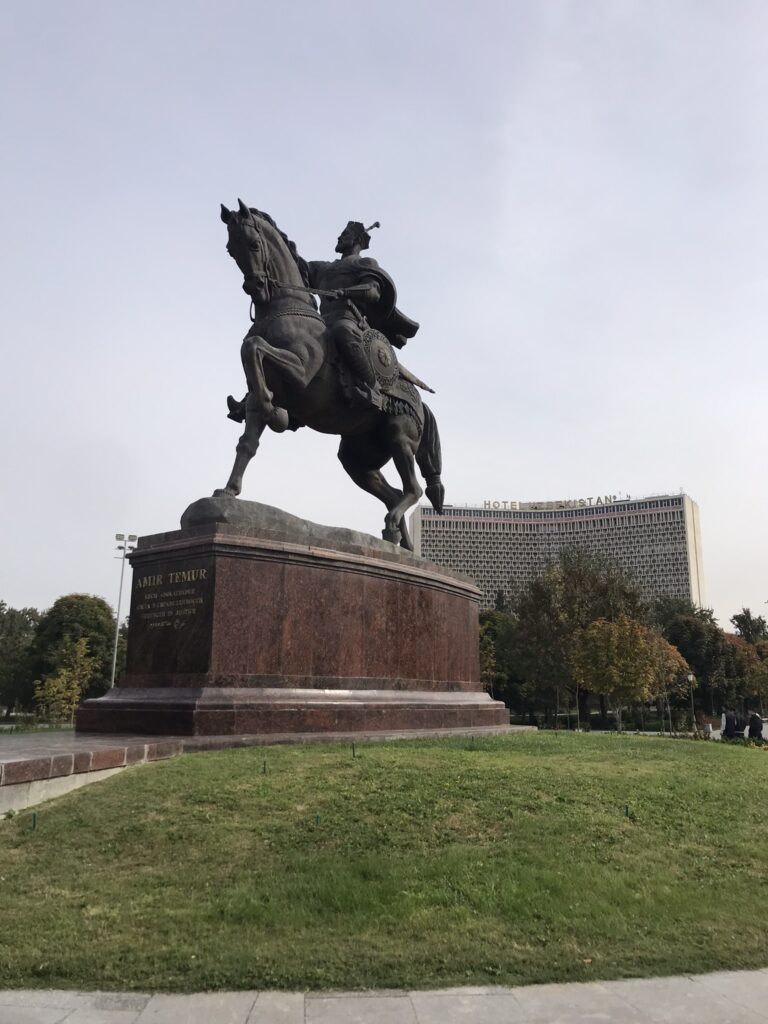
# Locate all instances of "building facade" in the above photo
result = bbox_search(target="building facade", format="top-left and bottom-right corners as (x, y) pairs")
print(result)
(411, 493), (705, 609)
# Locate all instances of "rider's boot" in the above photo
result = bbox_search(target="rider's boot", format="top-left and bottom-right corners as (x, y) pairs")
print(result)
(227, 394), (247, 423)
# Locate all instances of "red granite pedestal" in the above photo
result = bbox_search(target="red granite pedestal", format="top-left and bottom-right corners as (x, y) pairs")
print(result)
(76, 499), (509, 737)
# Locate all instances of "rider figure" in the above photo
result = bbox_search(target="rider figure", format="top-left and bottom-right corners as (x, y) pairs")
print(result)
(226, 219), (427, 422)
(307, 220), (389, 407)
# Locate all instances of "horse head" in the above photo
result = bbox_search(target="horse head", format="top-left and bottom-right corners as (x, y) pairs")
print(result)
(221, 199), (273, 304)
(221, 200), (309, 306)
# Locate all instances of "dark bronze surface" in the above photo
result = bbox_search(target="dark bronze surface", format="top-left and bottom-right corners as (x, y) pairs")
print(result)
(217, 202), (445, 550)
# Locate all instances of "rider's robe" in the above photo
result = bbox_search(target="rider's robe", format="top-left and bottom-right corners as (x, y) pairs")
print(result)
(307, 256), (419, 349)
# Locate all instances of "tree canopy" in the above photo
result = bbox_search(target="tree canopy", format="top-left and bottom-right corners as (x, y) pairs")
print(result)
(730, 608), (768, 645)
(34, 636), (96, 722)
(0, 601), (39, 715)
(477, 547), (768, 728)
(512, 548), (647, 712)
(28, 594), (116, 701)
(571, 615), (690, 728)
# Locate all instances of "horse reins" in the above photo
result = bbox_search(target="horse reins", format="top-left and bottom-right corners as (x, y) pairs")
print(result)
(241, 213), (350, 320)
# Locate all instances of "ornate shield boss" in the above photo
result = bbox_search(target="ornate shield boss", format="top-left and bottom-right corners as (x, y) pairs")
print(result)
(362, 328), (399, 389)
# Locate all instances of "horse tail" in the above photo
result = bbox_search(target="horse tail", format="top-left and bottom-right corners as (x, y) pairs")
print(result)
(416, 403), (445, 513)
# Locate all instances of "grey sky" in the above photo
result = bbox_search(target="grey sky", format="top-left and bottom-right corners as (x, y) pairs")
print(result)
(1, 0), (766, 627)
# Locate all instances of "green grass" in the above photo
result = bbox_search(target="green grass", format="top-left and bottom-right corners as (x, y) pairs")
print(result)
(1, 733), (767, 991)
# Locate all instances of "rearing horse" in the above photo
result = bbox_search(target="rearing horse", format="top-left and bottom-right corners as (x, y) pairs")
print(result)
(215, 201), (445, 550)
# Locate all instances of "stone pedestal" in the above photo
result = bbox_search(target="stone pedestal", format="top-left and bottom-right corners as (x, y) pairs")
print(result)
(76, 498), (509, 736)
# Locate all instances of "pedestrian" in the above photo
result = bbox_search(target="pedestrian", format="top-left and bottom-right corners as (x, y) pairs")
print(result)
(748, 712), (763, 740)
(723, 708), (738, 740)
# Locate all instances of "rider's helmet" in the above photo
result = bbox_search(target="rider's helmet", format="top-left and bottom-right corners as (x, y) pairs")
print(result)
(339, 220), (380, 251)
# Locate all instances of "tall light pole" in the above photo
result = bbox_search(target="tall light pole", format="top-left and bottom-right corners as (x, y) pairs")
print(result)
(110, 533), (137, 689)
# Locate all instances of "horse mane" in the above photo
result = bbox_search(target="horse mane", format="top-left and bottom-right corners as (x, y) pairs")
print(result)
(249, 208), (311, 288)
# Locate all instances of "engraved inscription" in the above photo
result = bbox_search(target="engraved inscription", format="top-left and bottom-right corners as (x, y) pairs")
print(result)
(134, 565), (209, 631)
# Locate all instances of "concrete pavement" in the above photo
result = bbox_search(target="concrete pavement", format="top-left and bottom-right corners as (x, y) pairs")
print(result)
(2, 969), (768, 1023)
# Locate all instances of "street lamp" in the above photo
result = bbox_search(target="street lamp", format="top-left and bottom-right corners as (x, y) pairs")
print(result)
(110, 533), (137, 689)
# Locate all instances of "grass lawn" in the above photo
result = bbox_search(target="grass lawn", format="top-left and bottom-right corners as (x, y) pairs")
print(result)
(1, 732), (767, 992)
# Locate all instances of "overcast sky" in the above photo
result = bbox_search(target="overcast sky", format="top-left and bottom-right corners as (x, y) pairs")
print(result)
(1, 0), (766, 628)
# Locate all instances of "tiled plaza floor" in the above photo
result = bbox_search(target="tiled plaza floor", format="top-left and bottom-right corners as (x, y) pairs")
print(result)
(2, 970), (768, 1023)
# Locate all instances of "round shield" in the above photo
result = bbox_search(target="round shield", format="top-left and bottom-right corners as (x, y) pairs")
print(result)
(362, 328), (399, 388)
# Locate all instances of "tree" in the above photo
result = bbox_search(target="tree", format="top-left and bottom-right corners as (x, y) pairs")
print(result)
(648, 631), (693, 730)
(29, 594), (116, 700)
(512, 548), (646, 724)
(720, 633), (759, 706)
(0, 602), (39, 715)
(660, 612), (725, 712)
(34, 636), (95, 723)
(748, 658), (768, 714)
(479, 621), (497, 695)
(571, 616), (689, 731)
(651, 596), (714, 631)
(730, 608), (768, 645)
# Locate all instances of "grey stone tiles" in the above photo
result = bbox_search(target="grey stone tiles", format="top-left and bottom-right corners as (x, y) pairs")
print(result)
(2, 970), (768, 1024)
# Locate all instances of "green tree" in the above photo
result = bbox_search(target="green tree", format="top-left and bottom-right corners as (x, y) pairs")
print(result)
(34, 636), (96, 723)
(660, 612), (725, 713)
(720, 633), (759, 706)
(116, 619), (128, 681)
(0, 602), (39, 715)
(573, 614), (692, 729)
(730, 608), (768, 645)
(571, 616), (689, 731)
(748, 658), (768, 714)
(648, 630), (693, 731)
(29, 594), (116, 700)
(479, 622), (497, 695)
(651, 596), (713, 631)
(513, 548), (646, 725)
(478, 609), (527, 715)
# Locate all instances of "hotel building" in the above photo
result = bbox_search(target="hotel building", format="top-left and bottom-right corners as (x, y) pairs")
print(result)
(411, 493), (705, 609)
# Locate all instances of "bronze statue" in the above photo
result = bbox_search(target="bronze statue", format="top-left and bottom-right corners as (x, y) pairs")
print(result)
(306, 220), (420, 408)
(216, 200), (445, 550)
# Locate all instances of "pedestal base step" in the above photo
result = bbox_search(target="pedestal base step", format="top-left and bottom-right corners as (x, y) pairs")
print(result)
(77, 687), (510, 736)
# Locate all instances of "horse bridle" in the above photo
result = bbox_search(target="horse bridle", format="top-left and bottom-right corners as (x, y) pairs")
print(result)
(237, 210), (337, 321)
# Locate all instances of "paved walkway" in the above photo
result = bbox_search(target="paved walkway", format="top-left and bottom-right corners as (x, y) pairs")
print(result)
(2, 970), (768, 1023)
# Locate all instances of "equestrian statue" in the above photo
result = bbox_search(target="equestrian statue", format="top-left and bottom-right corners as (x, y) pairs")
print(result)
(216, 200), (445, 550)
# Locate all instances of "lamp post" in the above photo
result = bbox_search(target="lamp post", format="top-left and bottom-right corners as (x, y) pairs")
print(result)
(110, 533), (137, 689)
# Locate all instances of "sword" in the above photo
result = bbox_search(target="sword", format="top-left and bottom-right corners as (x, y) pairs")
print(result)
(397, 362), (435, 394)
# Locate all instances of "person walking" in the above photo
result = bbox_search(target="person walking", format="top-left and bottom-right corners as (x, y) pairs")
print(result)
(723, 708), (738, 740)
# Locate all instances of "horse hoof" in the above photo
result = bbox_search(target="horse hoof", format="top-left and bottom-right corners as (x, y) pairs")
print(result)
(382, 526), (399, 544)
(213, 487), (239, 498)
